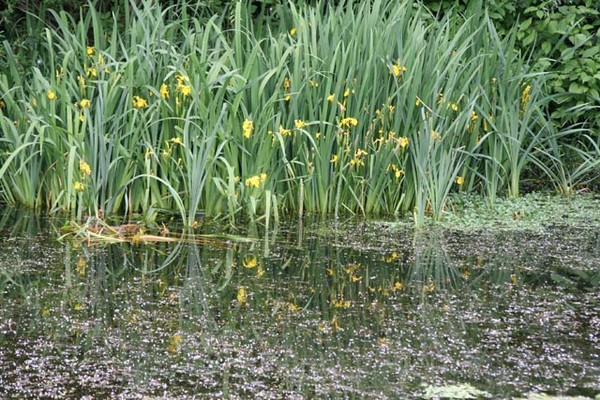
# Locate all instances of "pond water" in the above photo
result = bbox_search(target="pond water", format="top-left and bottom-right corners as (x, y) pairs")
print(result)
(0, 208), (598, 399)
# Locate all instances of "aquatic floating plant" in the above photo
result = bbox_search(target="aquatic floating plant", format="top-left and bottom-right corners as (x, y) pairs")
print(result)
(422, 383), (491, 399)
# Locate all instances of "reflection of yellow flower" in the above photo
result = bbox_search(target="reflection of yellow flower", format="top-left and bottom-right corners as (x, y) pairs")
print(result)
(160, 83), (169, 99)
(74, 181), (85, 191)
(383, 251), (399, 263)
(331, 316), (340, 331)
(47, 90), (57, 100)
(76, 257), (87, 275)
(242, 119), (254, 139)
(332, 299), (351, 308)
(455, 176), (465, 185)
(243, 256), (258, 268)
(168, 333), (182, 353)
(423, 282), (435, 293)
(132, 96), (148, 109)
(237, 287), (247, 303)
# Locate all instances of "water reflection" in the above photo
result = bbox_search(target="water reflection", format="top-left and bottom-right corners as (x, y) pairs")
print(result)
(0, 210), (598, 399)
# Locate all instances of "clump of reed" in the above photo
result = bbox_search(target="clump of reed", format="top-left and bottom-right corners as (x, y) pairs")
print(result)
(0, 0), (597, 227)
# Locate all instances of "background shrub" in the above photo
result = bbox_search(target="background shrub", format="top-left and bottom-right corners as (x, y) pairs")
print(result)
(424, 0), (600, 129)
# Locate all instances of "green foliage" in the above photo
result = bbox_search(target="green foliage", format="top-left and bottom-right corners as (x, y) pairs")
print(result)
(443, 192), (600, 232)
(0, 0), (598, 227)
(517, 1), (600, 127)
(423, 0), (600, 129)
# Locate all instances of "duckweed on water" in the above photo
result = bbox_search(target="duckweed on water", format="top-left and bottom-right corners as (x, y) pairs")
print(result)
(422, 383), (491, 399)
(441, 193), (600, 232)
(515, 394), (600, 400)
(0, 203), (599, 399)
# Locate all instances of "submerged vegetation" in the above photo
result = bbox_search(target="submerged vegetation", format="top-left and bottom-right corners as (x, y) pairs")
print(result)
(0, 0), (599, 227)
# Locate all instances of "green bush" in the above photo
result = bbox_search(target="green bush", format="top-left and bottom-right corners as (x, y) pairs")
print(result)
(517, 1), (600, 128)
(424, 0), (600, 129)
(0, 0), (310, 76)
(1, 1), (102, 77)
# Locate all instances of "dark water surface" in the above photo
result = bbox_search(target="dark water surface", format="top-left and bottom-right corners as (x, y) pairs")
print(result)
(0, 209), (598, 399)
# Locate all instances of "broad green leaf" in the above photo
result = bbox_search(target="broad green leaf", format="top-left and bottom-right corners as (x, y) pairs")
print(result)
(570, 33), (589, 47)
(520, 18), (533, 31)
(522, 31), (536, 47)
(582, 46), (599, 58)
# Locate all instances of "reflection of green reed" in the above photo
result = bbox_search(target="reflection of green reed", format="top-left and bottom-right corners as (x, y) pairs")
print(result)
(0, 206), (47, 236)
(2, 215), (598, 398)
(407, 230), (463, 294)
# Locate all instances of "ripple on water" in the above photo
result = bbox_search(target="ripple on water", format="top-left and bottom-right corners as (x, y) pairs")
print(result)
(0, 216), (599, 398)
